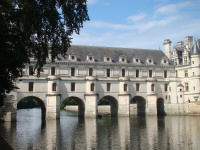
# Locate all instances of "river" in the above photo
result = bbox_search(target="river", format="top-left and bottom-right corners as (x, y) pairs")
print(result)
(0, 108), (200, 150)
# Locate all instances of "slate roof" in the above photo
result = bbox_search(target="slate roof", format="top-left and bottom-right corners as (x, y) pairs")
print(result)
(66, 45), (173, 65)
(191, 39), (200, 54)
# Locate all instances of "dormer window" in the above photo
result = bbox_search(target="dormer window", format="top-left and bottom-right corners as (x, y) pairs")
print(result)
(119, 55), (127, 63)
(104, 55), (112, 62)
(161, 57), (168, 65)
(68, 53), (77, 61)
(133, 57), (140, 64)
(146, 56), (153, 64)
(87, 53), (94, 62)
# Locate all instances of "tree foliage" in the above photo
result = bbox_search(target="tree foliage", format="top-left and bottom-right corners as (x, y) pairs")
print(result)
(0, 0), (89, 103)
(60, 97), (77, 109)
(98, 98), (110, 105)
(17, 97), (40, 109)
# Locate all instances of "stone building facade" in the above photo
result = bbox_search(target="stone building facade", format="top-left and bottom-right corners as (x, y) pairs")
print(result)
(1, 36), (200, 121)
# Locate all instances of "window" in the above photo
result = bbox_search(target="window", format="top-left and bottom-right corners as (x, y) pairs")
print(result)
(165, 84), (167, 92)
(151, 84), (155, 92)
(91, 83), (94, 91)
(176, 71), (178, 77)
(149, 59), (152, 63)
(107, 83), (111, 91)
(71, 55), (75, 60)
(29, 66), (34, 75)
(185, 83), (189, 91)
(52, 83), (57, 91)
(193, 72), (194, 76)
(71, 83), (75, 91)
(164, 70), (167, 78)
(122, 69), (125, 77)
(136, 59), (138, 62)
(107, 57), (110, 61)
(107, 69), (110, 77)
(192, 61), (194, 64)
(180, 95), (182, 98)
(51, 67), (55, 75)
(184, 70), (188, 77)
(136, 83), (140, 91)
(29, 82), (34, 91)
(166, 95), (167, 99)
(169, 87), (171, 91)
(164, 60), (167, 63)
(89, 56), (93, 61)
(149, 70), (152, 77)
(89, 68), (93, 76)
(124, 83), (128, 91)
(71, 67), (75, 76)
(136, 70), (139, 78)
(184, 56), (187, 64)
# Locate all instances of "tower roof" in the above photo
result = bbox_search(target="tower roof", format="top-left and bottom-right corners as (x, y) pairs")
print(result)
(191, 39), (200, 54)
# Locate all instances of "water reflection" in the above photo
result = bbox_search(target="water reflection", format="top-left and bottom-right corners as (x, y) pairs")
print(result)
(0, 109), (200, 150)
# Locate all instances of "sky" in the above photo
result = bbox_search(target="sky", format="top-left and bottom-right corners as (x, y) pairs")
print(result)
(72, 0), (200, 51)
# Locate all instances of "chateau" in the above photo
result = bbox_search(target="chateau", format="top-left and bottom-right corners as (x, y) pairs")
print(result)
(1, 36), (200, 121)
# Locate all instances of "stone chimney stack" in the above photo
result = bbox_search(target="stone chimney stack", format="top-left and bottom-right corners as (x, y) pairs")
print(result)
(185, 36), (193, 49)
(163, 39), (172, 59)
(177, 41), (184, 47)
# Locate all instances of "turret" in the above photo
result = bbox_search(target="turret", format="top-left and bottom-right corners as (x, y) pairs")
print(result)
(163, 39), (172, 59)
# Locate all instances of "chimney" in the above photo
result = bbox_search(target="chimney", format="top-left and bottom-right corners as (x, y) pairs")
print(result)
(163, 39), (172, 59)
(185, 36), (193, 49)
(177, 41), (184, 47)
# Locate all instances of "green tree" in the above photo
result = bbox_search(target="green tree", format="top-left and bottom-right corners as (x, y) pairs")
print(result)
(60, 97), (77, 109)
(0, 0), (89, 103)
(98, 98), (110, 105)
(17, 97), (40, 109)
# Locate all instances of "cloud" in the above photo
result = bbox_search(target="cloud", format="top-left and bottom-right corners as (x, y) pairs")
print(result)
(87, 0), (98, 5)
(155, 1), (191, 15)
(127, 13), (147, 22)
(86, 16), (178, 31)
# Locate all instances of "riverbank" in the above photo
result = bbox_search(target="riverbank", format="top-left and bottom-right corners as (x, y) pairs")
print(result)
(0, 136), (12, 150)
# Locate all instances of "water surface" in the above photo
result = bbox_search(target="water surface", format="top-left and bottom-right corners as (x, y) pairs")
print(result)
(0, 109), (200, 150)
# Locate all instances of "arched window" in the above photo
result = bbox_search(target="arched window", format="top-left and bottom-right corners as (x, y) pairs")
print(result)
(151, 84), (155, 91)
(91, 83), (95, 91)
(52, 83), (57, 91)
(124, 83), (127, 91)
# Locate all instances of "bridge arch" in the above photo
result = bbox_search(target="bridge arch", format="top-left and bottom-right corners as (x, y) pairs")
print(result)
(98, 95), (118, 117)
(62, 96), (85, 118)
(157, 98), (166, 116)
(17, 96), (46, 119)
(130, 96), (146, 116)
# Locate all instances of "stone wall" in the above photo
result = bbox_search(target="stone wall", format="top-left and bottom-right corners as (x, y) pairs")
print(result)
(164, 103), (188, 115)
(188, 103), (200, 114)
(65, 105), (111, 115)
(65, 104), (138, 115)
